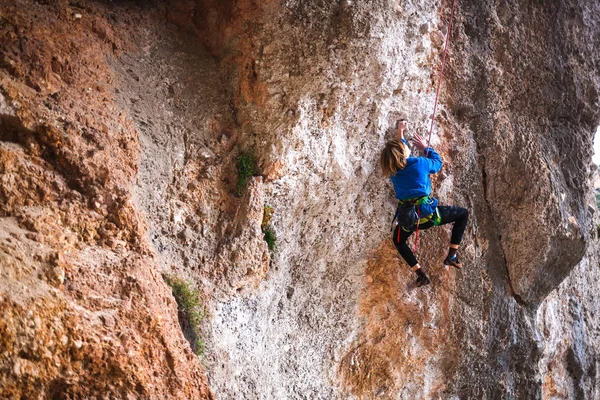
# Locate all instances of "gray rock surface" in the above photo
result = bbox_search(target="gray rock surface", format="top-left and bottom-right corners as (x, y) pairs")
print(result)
(537, 243), (600, 399)
(450, 0), (599, 307)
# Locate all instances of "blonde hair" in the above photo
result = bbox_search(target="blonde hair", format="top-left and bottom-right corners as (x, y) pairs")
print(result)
(381, 139), (408, 175)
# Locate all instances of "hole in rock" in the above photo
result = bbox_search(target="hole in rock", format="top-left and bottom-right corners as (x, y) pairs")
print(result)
(0, 113), (31, 144)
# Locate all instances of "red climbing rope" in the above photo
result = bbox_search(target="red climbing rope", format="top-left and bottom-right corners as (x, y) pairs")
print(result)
(415, 0), (457, 254)
(425, 0), (457, 156)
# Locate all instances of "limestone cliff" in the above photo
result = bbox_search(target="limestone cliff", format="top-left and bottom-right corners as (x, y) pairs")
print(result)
(0, 0), (598, 399)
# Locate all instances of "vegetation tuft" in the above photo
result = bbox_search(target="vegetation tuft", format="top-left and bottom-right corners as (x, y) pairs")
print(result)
(263, 227), (277, 253)
(236, 152), (258, 196)
(261, 205), (276, 253)
(162, 274), (206, 357)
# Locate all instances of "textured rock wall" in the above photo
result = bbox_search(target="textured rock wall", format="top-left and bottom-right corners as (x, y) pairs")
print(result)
(0, 2), (213, 398)
(1, 0), (599, 399)
(185, 0), (600, 398)
(537, 243), (600, 399)
(449, 0), (599, 307)
(444, 0), (600, 398)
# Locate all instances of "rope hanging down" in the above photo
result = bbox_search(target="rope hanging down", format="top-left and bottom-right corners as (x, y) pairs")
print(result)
(425, 0), (457, 156)
(414, 0), (457, 254)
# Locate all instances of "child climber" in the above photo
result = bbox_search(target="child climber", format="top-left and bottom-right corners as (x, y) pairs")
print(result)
(381, 120), (469, 287)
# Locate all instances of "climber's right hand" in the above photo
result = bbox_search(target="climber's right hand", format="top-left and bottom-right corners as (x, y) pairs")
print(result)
(412, 134), (428, 151)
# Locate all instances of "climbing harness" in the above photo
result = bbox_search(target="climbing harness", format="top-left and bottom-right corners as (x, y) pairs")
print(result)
(392, 196), (441, 253)
(393, 195), (429, 232)
(401, 207), (441, 231)
(425, 0), (457, 157)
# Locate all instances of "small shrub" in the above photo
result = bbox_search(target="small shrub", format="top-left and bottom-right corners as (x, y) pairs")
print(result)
(263, 227), (277, 253)
(236, 152), (258, 195)
(162, 274), (206, 357)
(261, 205), (276, 253)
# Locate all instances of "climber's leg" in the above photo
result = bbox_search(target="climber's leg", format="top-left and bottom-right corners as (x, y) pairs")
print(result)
(436, 206), (469, 269)
(393, 226), (430, 286)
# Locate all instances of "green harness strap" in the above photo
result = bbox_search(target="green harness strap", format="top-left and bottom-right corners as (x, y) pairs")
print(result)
(398, 196), (429, 206)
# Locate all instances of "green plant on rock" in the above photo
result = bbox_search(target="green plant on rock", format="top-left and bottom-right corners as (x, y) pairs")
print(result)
(262, 205), (276, 253)
(162, 274), (206, 357)
(236, 151), (258, 196)
(263, 227), (277, 253)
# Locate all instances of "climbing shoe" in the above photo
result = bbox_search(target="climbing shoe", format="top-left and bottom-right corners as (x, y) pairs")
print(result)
(416, 272), (431, 287)
(444, 254), (462, 269)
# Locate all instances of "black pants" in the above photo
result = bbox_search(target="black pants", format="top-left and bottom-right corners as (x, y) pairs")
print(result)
(393, 206), (469, 268)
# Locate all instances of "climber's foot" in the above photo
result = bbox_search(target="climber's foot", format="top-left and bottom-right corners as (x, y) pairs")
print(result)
(416, 273), (431, 287)
(444, 254), (462, 270)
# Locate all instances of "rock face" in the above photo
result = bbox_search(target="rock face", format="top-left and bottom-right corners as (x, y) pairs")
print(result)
(0, 2), (213, 398)
(537, 248), (600, 399)
(1, 0), (599, 399)
(450, 0), (599, 307)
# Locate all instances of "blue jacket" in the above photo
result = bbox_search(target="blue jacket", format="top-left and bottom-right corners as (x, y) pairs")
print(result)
(389, 139), (443, 217)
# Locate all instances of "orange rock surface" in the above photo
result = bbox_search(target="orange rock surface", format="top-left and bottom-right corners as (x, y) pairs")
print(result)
(0, 1), (213, 398)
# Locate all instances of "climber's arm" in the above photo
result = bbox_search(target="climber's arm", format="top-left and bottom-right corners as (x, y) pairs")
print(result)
(397, 119), (408, 140)
(425, 148), (443, 173)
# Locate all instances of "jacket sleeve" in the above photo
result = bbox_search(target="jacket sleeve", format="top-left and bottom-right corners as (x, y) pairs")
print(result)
(424, 147), (443, 173)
